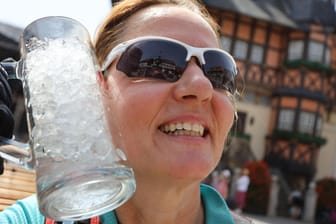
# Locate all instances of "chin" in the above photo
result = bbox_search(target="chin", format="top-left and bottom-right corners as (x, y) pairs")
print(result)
(169, 160), (214, 180)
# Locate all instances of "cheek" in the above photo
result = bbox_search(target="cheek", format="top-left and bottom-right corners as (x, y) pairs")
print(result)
(102, 81), (164, 151)
(214, 96), (235, 140)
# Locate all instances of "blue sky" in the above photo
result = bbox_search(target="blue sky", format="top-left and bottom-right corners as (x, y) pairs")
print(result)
(0, 0), (112, 38)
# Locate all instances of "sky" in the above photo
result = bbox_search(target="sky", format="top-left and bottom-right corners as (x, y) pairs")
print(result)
(0, 0), (112, 38)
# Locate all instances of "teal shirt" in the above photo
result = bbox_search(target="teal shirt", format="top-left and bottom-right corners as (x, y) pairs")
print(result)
(0, 184), (233, 224)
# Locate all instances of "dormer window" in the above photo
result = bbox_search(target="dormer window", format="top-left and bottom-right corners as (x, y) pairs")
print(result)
(287, 39), (330, 65)
(233, 40), (248, 60)
(288, 40), (304, 60)
(308, 41), (324, 63)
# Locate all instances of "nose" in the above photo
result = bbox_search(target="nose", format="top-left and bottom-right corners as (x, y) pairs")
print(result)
(173, 57), (213, 103)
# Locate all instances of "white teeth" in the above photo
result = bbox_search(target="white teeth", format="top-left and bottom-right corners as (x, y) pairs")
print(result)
(161, 122), (205, 137)
(183, 123), (191, 130)
(169, 123), (175, 132)
(192, 123), (199, 132)
(199, 125), (205, 136)
(165, 125), (170, 132)
(176, 123), (183, 130)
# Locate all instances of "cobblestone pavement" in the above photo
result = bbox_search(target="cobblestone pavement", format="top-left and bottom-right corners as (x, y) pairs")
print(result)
(245, 213), (313, 224)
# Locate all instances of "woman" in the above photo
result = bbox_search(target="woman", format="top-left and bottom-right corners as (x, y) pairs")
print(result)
(212, 170), (231, 200)
(235, 168), (250, 214)
(0, 0), (251, 223)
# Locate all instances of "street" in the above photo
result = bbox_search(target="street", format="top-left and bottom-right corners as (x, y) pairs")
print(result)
(246, 213), (313, 224)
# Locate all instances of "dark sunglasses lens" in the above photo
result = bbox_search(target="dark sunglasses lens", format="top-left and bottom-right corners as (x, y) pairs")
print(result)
(117, 40), (187, 81)
(203, 51), (236, 93)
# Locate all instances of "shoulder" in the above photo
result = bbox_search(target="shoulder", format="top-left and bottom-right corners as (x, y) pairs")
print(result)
(200, 184), (234, 224)
(201, 184), (254, 224)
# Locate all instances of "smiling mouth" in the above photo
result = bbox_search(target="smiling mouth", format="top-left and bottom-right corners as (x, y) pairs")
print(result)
(159, 122), (208, 137)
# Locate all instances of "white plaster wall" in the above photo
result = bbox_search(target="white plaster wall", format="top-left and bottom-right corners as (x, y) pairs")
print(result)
(237, 102), (271, 160)
(315, 123), (336, 180)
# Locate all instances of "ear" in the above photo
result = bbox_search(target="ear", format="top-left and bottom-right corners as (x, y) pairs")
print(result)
(97, 71), (109, 90)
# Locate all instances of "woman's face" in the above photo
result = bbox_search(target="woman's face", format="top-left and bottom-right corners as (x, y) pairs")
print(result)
(100, 5), (235, 183)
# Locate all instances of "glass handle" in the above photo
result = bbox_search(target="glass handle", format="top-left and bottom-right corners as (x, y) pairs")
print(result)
(0, 60), (30, 168)
(0, 60), (21, 80)
(0, 136), (32, 169)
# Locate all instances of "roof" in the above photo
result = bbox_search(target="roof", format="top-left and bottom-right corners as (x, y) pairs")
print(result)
(0, 22), (22, 60)
(202, 0), (336, 30)
(203, 0), (297, 28)
(0, 21), (22, 44)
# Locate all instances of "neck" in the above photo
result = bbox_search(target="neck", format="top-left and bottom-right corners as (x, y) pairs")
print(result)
(115, 180), (204, 224)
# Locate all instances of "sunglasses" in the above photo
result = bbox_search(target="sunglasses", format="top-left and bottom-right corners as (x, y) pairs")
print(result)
(102, 36), (238, 94)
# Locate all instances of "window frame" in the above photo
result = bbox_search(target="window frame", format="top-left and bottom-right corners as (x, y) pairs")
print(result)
(287, 40), (304, 61)
(220, 35), (232, 52)
(278, 109), (295, 131)
(307, 40), (324, 63)
(233, 39), (248, 60)
(250, 43), (264, 64)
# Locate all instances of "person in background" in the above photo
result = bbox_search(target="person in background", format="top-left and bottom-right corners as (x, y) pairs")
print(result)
(221, 169), (232, 199)
(209, 170), (219, 187)
(0, 0), (253, 223)
(212, 169), (231, 200)
(288, 186), (304, 219)
(235, 168), (250, 214)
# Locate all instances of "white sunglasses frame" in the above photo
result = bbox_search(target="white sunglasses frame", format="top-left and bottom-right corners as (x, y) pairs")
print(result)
(101, 35), (238, 76)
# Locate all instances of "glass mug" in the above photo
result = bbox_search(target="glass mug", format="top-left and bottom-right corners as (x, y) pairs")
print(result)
(0, 16), (135, 221)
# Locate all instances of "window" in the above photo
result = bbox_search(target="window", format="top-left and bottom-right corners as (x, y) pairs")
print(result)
(221, 36), (232, 52)
(325, 48), (330, 65)
(298, 111), (315, 134)
(233, 40), (248, 60)
(278, 109), (294, 131)
(236, 111), (247, 134)
(316, 116), (322, 135)
(288, 40), (304, 60)
(308, 41), (324, 63)
(250, 44), (264, 64)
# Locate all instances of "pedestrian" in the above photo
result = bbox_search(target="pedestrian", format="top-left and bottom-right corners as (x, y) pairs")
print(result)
(209, 170), (219, 187)
(0, 0), (253, 223)
(235, 168), (250, 214)
(212, 169), (231, 199)
(288, 187), (304, 219)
